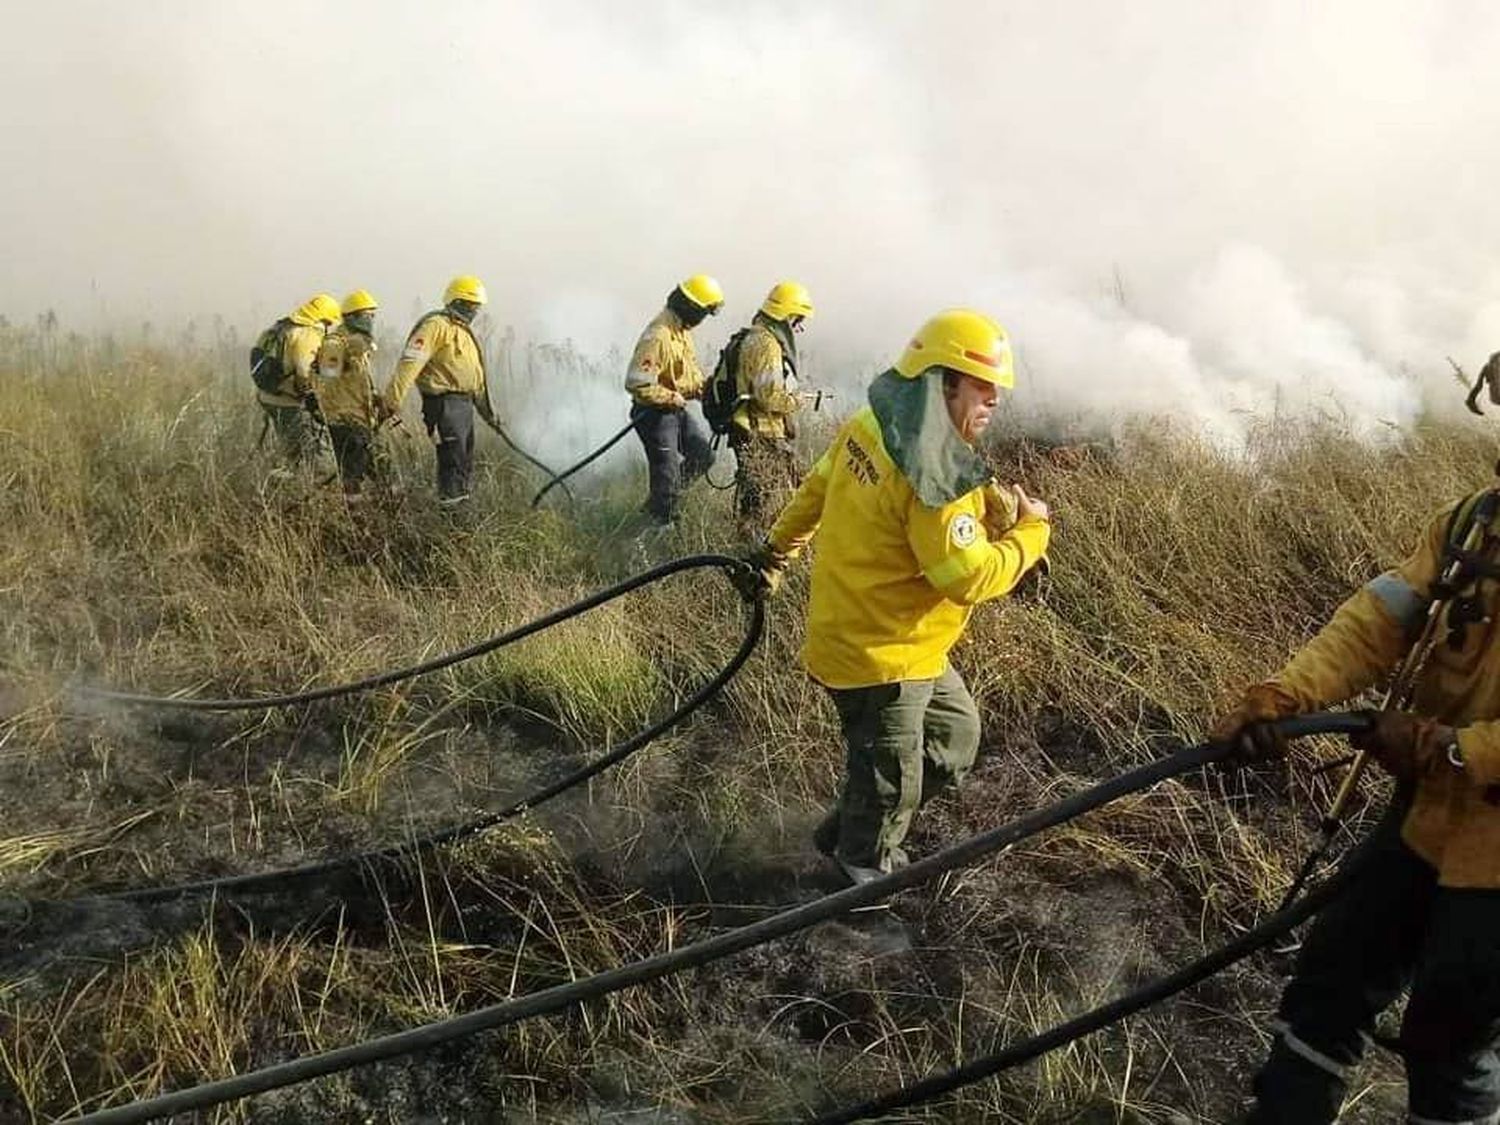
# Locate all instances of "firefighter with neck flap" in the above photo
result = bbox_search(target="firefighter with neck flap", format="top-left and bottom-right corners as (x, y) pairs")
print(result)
(1214, 486), (1500, 1125)
(251, 293), (341, 469)
(381, 275), (495, 505)
(314, 290), (382, 499)
(625, 273), (723, 526)
(725, 280), (814, 536)
(743, 309), (1052, 885)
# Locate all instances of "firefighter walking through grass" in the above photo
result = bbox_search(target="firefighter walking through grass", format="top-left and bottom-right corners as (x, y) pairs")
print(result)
(1215, 488), (1500, 1125)
(726, 281), (814, 537)
(314, 289), (382, 499)
(744, 309), (1051, 885)
(251, 293), (341, 469)
(624, 274), (724, 526)
(382, 275), (495, 505)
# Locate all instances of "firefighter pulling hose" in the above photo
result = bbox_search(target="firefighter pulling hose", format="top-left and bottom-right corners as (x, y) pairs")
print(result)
(1213, 480), (1500, 1123)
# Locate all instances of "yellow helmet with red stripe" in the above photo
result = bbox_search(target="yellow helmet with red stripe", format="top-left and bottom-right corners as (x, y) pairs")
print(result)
(894, 308), (1014, 388)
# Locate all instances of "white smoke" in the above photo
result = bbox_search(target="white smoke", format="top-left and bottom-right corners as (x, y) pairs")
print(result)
(4, 0), (1500, 455)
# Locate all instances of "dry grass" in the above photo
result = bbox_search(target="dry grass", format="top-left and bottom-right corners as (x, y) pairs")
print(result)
(1, 322), (1480, 1121)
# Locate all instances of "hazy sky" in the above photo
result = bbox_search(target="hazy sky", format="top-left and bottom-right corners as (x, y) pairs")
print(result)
(5, 1), (1500, 442)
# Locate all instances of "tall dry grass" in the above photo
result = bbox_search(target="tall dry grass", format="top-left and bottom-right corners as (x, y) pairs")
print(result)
(2, 322), (1482, 1121)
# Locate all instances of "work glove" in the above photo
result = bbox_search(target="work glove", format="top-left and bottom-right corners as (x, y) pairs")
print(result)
(1350, 711), (1450, 786)
(731, 540), (785, 601)
(1209, 682), (1302, 764)
(981, 481), (1020, 537)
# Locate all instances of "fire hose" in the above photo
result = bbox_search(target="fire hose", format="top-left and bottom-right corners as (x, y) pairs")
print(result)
(55, 557), (759, 903)
(63, 713), (1374, 1124)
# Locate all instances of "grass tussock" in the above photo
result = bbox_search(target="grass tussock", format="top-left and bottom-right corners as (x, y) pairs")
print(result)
(0, 324), (1475, 1121)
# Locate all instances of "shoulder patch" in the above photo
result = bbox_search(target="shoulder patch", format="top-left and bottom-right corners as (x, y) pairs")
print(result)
(949, 512), (978, 549)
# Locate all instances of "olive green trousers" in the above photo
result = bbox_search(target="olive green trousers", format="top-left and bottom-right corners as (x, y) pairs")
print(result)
(818, 664), (981, 872)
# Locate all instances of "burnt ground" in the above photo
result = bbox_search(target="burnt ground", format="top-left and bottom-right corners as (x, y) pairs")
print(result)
(0, 704), (1408, 1124)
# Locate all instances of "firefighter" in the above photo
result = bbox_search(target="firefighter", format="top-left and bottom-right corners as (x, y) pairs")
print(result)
(743, 309), (1052, 884)
(381, 275), (494, 505)
(252, 293), (340, 468)
(624, 273), (723, 526)
(727, 280), (814, 536)
(314, 290), (382, 498)
(1214, 488), (1500, 1124)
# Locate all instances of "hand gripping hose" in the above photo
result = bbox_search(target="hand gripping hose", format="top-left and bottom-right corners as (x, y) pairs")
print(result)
(530, 419), (637, 509)
(61, 713), (1370, 1125)
(79, 555), (742, 712)
(1279, 486), (1500, 911)
(52, 557), (761, 905)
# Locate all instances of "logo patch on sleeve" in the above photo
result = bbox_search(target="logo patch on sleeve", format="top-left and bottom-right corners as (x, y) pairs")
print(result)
(949, 513), (978, 549)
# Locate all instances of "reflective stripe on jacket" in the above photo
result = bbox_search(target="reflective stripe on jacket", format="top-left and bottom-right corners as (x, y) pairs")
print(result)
(314, 327), (379, 427)
(1273, 494), (1500, 887)
(625, 308), (705, 408)
(732, 323), (799, 440)
(383, 311), (489, 415)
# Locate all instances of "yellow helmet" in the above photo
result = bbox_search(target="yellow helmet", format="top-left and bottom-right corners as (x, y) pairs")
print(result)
(760, 280), (814, 322)
(293, 293), (342, 327)
(443, 275), (488, 306)
(340, 289), (379, 316)
(677, 274), (725, 312)
(894, 308), (1014, 388)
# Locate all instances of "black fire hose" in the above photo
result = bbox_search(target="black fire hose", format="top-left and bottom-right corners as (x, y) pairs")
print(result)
(61, 713), (1370, 1125)
(52, 556), (760, 904)
(530, 419), (636, 509)
(813, 733), (1382, 1121)
(484, 420), (574, 502)
(77, 555), (740, 712)
(107, 595), (761, 905)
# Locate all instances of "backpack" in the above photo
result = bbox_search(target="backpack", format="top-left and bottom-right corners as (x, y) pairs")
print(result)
(249, 318), (293, 393)
(703, 327), (751, 437)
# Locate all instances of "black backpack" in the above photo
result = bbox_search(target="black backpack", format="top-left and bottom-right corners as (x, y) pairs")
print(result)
(249, 319), (293, 393)
(703, 328), (750, 436)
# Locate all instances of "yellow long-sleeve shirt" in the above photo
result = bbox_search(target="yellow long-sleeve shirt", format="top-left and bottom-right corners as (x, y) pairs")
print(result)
(732, 323), (800, 440)
(256, 322), (326, 408)
(382, 311), (492, 419)
(313, 326), (379, 428)
(624, 308), (705, 409)
(768, 406), (1051, 689)
(1271, 493), (1500, 887)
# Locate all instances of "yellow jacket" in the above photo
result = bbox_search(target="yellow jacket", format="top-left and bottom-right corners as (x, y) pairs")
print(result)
(1271, 494), (1500, 887)
(383, 311), (492, 419)
(768, 406), (1051, 689)
(625, 308), (705, 409)
(732, 322), (800, 440)
(314, 326), (379, 428)
(256, 322), (326, 408)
